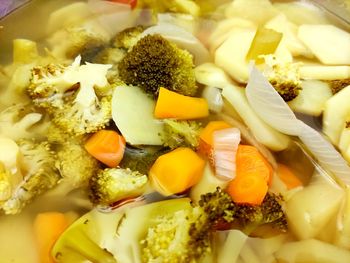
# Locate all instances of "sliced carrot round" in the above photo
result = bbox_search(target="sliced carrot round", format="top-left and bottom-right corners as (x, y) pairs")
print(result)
(227, 174), (268, 205)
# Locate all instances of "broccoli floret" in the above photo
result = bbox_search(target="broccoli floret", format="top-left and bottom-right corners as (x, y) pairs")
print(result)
(140, 205), (211, 263)
(198, 188), (288, 235)
(1, 139), (60, 214)
(264, 56), (302, 102)
(89, 168), (148, 206)
(112, 26), (144, 50)
(161, 119), (202, 149)
(47, 20), (109, 60)
(119, 145), (169, 175)
(28, 56), (113, 135)
(118, 34), (197, 97)
(329, 78), (350, 94)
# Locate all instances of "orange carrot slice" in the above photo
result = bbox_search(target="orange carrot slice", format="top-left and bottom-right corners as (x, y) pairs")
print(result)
(236, 145), (273, 185)
(227, 173), (268, 205)
(277, 163), (303, 190)
(154, 87), (209, 119)
(199, 121), (232, 146)
(85, 130), (125, 168)
(33, 212), (69, 263)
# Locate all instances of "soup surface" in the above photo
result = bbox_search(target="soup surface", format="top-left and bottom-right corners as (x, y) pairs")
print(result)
(0, 0), (350, 262)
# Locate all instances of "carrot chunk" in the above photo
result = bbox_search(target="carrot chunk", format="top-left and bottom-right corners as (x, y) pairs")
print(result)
(85, 130), (125, 168)
(154, 87), (209, 119)
(277, 163), (303, 190)
(150, 147), (205, 195)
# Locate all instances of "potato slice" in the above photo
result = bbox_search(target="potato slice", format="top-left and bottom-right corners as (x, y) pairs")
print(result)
(285, 173), (344, 240)
(264, 14), (312, 57)
(274, 2), (330, 25)
(225, 0), (279, 26)
(323, 85), (350, 145)
(215, 27), (256, 83)
(288, 80), (332, 116)
(222, 84), (290, 151)
(298, 25), (350, 65)
(300, 65), (350, 80)
(111, 85), (164, 146)
(275, 239), (350, 263)
(339, 127), (350, 163)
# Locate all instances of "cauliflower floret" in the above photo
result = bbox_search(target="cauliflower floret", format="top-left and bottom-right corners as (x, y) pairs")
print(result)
(0, 104), (49, 141)
(1, 139), (60, 214)
(89, 168), (148, 206)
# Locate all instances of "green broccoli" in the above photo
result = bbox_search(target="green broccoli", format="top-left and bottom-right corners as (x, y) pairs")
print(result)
(89, 168), (148, 206)
(1, 139), (60, 214)
(329, 78), (350, 94)
(118, 34), (197, 97)
(198, 187), (288, 235)
(264, 55), (302, 102)
(140, 206), (210, 263)
(119, 145), (169, 175)
(161, 119), (202, 149)
(112, 26), (144, 50)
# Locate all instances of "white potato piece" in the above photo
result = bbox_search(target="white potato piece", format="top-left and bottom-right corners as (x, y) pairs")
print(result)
(300, 65), (350, 80)
(225, 0), (279, 26)
(264, 14), (312, 57)
(275, 239), (350, 263)
(112, 85), (164, 145)
(222, 84), (290, 151)
(274, 2), (330, 25)
(285, 173), (344, 240)
(209, 18), (256, 54)
(190, 163), (228, 203)
(339, 127), (350, 163)
(335, 187), (350, 249)
(298, 25), (350, 65)
(288, 80), (332, 116)
(216, 230), (248, 263)
(323, 85), (350, 145)
(215, 27), (256, 83)
(194, 63), (232, 89)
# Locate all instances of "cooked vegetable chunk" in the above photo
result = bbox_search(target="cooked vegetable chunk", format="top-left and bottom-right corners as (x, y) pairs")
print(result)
(118, 34), (197, 97)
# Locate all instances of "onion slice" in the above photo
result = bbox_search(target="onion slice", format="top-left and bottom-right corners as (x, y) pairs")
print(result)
(213, 128), (241, 181)
(246, 66), (350, 186)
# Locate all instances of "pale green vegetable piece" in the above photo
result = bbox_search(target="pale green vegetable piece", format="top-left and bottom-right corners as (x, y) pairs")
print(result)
(288, 80), (333, 116)
(275, 239), (350, 263)
(112, 85), (164, 145)
(298, 24), (350, 65)
(222, 84), (290, 151)
(323, 85), (350, 145)
(285, 172), (344, 240)
(194, 63), (232, 89)
(13, 39), (38, 64)
(300, 65), (350, 80)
